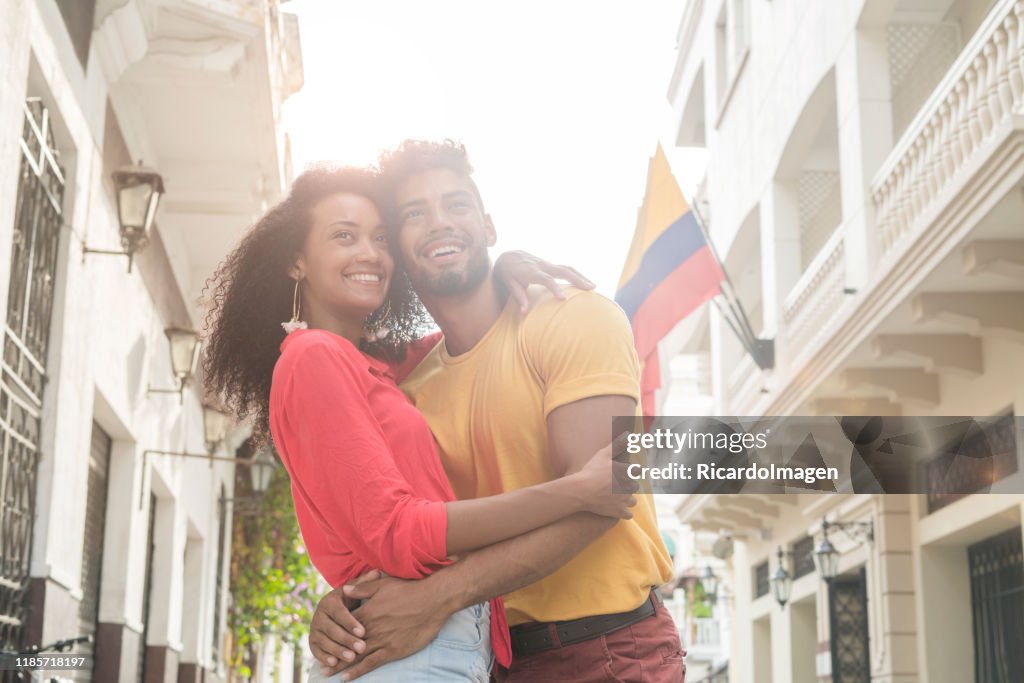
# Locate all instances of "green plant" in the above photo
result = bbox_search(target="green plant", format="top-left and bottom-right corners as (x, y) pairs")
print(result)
(227, 469), (322, 677)
(689, 582), (714, 619)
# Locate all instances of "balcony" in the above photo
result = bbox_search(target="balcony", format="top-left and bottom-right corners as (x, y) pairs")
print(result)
(683, 617), (725, 662)
(754, 0), (1024, 418)
(92, 0), (303, 322)
(781, 225), (851, 365)
(872, 0), (1024, 260)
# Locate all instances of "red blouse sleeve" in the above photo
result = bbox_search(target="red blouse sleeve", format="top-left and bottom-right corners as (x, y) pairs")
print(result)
(274, 333), (449, 579)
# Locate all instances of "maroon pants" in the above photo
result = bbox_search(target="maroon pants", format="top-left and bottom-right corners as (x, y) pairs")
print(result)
(494, 605), (686, 682)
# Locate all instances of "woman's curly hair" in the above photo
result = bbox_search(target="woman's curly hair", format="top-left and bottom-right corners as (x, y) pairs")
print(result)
(202, 165), (432, 445)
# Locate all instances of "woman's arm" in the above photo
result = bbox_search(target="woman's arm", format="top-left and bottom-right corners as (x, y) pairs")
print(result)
(278, 334), (451, 579)
(442, 438), (637, 555)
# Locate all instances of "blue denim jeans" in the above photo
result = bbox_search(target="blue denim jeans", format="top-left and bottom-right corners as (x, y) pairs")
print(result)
(309, 601), (493, 683)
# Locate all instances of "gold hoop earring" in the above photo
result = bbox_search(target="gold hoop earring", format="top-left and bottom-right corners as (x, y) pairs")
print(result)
(281, 278), (308, 334)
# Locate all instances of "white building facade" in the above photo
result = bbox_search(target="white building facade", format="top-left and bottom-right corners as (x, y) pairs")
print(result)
(666, 0), (1024, 681)
(0, 1), (301, 680)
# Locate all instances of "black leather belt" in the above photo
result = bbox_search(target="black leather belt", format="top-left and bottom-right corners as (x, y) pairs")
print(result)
(509, 589), (662, 658)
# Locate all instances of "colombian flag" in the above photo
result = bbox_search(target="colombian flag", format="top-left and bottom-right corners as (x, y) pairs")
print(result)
(616, 144), (724, 422)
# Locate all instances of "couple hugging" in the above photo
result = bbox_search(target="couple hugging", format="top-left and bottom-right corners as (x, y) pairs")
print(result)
(204, 139), (686, 682)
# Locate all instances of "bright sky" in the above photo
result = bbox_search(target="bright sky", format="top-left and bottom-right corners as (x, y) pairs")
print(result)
(283, 0), (704, 296)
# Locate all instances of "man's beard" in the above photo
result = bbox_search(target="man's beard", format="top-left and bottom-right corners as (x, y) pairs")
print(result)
(409, 244), (490, 297)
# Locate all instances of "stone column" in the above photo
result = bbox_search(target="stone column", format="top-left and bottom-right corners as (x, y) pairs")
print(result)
(771, 595), (796, 682)
(729, 539), (757, 683)
(759, 179), (801, 369)
(870, 495), (919, 683)
(835, 25), (894, 292)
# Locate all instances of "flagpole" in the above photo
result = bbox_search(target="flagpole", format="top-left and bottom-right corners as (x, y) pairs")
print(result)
(712, 298), (759, 357)
(686, 193), (774, 370)
(688, 197), (759, 344)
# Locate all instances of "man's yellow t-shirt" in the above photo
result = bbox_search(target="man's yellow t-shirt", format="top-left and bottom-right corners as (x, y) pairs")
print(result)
(401, 287), (672, 625)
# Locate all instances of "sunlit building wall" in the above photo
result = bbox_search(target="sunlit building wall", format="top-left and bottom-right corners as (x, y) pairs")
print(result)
(0, 1), (301, 680)
(665, 0), (1024, 681)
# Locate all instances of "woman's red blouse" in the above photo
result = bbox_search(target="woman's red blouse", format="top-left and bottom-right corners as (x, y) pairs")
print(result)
(269, 329), (510, 666)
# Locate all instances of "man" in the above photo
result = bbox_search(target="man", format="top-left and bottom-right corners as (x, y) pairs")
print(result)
(310, 140), (684, 682)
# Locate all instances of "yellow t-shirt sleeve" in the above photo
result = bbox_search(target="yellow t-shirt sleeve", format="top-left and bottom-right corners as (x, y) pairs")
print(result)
(523, 288), (642, 418)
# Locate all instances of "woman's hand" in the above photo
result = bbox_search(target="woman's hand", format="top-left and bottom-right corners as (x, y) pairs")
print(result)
(309, 570), (380, 674)
(493, 250), (595, 313)
(572, 440), (640, 520)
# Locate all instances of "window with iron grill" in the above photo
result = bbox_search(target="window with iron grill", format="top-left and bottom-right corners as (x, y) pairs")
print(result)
(969, 527), (1024, 683)
(754, 560), (769, 599)
(828, 568), (870, 683)
(926, 413), (1017, 514)
(793, 535), (815, 579)
(0, 97), (64, 654)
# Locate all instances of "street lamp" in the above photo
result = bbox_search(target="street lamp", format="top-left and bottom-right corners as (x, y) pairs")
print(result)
(814, 531), (841, 581)
(203, 406), (232, 452)
(701, 565), (719, 604)
(140, 444), (277, 509)
(149, 327), (201, 403)
(771, 547), (792, 608)
(167, 327), (201, 389)
(249, 446), (277, 493)
(813, 518), (874, 582)
(83, 162), (165, 272)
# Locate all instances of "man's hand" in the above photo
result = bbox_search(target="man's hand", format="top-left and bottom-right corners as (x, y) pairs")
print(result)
(492, 250), (595, 313)
(309, 570), (378, 676)
(329, 573), (454, 680)
(310, 571), (456, 680)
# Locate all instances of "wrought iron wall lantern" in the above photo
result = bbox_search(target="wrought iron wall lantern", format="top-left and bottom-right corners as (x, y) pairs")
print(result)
(771, 547), (793, 608)
(83, 162), (164, 272)
(202, 405), (232, 453)
(141, 448), (278, 509)
(701, 565), (720, 605)
(771, 517), (875, 609)
(218, 449), (280, 516)
(148, 327), (201, 403)
(140, 413), (278, 509)
(814, 517), (874, 582)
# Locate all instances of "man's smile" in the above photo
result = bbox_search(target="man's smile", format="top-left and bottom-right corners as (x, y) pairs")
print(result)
(420, 237), (469, 266)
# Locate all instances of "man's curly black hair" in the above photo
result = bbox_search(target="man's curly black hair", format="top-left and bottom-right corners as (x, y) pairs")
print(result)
(377, 138), (486, 221)
(202, 165), (431, 445)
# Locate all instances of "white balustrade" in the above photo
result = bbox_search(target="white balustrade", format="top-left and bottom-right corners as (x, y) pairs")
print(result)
(872, 0), (1024, 257)
(691, 617), (722, 647)
(781, 226), (848, 364)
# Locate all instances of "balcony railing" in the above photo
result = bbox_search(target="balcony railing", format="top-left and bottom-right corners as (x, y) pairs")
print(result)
(682, 617), (727, 663)
(688, 618), (722, 647)
(872, 0), (1024, 257)
(781, 226), (848, 364)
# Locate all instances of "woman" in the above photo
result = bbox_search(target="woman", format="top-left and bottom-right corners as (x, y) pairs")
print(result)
(203, 165), (635, 681)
